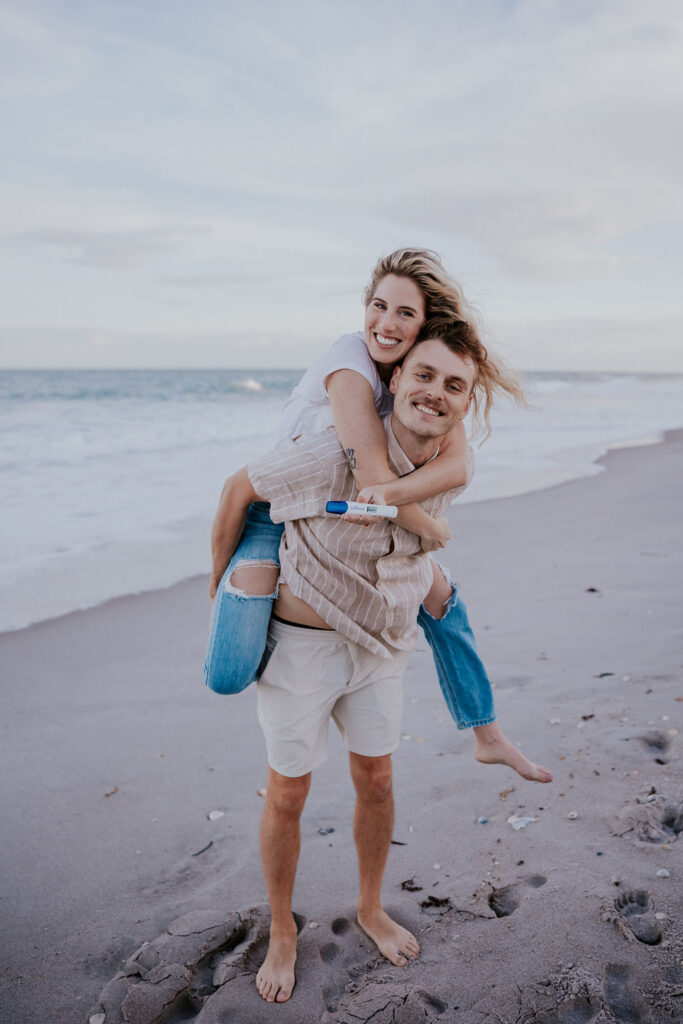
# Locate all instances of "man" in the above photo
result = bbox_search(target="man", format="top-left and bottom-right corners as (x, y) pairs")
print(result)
(214, 331), (476, 1003)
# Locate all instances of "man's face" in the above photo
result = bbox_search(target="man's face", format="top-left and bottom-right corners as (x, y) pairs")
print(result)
(389, 338), (475, 441)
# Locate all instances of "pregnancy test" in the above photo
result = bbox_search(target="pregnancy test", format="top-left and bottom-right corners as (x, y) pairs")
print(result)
(326, 500), (398, 519)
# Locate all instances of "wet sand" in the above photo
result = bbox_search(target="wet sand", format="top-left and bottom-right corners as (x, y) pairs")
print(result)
(1, 433), (681, 1024)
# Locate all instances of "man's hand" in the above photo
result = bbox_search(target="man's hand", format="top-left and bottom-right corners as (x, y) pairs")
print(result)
(419, 516), (451, 552)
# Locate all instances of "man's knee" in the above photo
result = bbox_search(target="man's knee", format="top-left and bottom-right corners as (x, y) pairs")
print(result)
(266, 770), (311, 817)
(350, 754), (393, 803)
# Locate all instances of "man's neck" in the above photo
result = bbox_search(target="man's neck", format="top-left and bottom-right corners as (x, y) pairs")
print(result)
(389, 414), (440, 468)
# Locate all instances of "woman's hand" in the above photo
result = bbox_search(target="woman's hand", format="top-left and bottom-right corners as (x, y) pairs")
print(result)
(209, 573), (222, 600)
(350, 485), (451, 548)
(340, 485), (395, 526)
(356, 484), (395, 508)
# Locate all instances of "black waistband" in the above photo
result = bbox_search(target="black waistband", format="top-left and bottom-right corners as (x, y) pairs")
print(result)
(272, 613), (332, 631)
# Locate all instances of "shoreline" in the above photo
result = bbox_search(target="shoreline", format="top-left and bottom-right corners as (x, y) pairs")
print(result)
(3, 426), (682, 639)
(1, 431), (681, 1023)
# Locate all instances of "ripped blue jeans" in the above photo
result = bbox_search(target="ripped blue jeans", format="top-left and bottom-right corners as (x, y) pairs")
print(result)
(203, 502), (496, 729)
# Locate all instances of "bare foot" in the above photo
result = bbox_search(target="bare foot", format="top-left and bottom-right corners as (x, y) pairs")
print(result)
(357, 907), (419, 967)
(474, 722), (553, 783)
(255, 921), (297, 1003)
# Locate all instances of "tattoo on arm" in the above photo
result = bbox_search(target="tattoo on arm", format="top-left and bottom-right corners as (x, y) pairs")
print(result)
(345, 447), (357, 470)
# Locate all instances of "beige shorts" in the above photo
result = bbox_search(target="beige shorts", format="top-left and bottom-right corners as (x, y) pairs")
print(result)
(256, 618), (409, 778)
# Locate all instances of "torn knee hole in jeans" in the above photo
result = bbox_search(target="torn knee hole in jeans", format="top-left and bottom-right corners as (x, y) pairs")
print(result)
(423, 559), (457, 620)
(224, 559), (279, 599)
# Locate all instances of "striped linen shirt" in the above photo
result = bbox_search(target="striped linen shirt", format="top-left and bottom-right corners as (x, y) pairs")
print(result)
(248, 417), (472, 659)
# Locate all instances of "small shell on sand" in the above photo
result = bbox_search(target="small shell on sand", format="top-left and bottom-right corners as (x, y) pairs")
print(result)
(507, 814), (537, 830)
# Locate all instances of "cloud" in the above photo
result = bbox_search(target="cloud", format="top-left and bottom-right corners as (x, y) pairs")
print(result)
(491, 315), (683, 373)
(0, 1), (681, 369)
(375, 181), (681, 279)
(0, 5), (93, 97)
(13, 226), (206, 268)
(160, 272), (274, 289)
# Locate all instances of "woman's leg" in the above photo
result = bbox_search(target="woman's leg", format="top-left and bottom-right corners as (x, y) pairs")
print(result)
(203, 503), (283, 694)
(417, 562), (552, 783)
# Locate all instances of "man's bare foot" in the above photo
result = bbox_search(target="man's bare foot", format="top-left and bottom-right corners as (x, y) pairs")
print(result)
(474, 722), (553, 783)
(357, 907), (419, 967)
(255, 921), (298, 1003)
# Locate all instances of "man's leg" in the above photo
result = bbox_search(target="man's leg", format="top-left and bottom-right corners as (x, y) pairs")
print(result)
(256, 766), (311, 1003)
(349, 752), (419, 967)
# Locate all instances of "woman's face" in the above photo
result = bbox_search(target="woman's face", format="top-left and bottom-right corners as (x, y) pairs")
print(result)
(364, 274), (426, 365)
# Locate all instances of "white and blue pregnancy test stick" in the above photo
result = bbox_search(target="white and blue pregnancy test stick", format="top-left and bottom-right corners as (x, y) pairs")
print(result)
(326, 500), (398, 519)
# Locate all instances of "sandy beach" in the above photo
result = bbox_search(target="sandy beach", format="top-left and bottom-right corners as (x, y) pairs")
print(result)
(1, 432), (681, 1024)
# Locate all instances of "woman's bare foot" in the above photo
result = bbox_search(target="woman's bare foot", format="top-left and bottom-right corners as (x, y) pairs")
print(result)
(357, 907), (420, 967)
(474, 722), (553, 783)
(255, 921), (298, 1003)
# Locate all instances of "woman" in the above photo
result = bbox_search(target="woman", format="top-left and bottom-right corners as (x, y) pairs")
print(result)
(205, 248), (552, 783)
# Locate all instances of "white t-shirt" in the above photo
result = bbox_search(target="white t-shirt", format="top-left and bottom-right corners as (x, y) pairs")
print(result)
(271, 329), (475, 487)
(273, 331), (395, 447)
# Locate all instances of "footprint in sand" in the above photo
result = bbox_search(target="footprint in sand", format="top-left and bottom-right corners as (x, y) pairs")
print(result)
(330, 980), (448, 1024)
(530, 994), (598, 1024)
(320, 951), (347, 1014)
(488, 874), (547, 918)
(661, 802), (683, 838)
(319, 941), (340, 963)
(320, 912), (427, 1017)
(88, 904), (274, 1024)
(640, 800), (683, 844)
(320, 916), (377, 1015)
(604, 963), (650, 1024)
(636, 729), (672, 764)
(612, 795), (683, 845)
(614, 890), (662, 945)
(319, 932), (350, 1015)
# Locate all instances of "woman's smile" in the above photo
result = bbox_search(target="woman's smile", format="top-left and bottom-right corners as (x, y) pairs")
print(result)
(364, 274), (426, 365)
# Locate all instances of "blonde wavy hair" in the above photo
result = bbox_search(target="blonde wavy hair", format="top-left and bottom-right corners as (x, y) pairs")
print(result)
(363, 247), (472, 324)
(364, 248), (525, 440)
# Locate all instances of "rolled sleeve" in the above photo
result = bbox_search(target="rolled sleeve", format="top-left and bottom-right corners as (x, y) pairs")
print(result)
(248, 430), (348, 524)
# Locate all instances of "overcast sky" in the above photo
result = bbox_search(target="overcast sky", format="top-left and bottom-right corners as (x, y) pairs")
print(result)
(1, 0), (681, 371)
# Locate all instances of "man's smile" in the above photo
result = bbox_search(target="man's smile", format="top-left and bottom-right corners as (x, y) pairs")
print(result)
(413, 400), (442, 417)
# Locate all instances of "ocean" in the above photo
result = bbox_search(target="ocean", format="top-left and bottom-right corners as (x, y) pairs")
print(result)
(3, 367), (683, 633)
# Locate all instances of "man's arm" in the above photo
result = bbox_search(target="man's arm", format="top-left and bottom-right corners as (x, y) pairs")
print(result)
(209, 466), (263, 599)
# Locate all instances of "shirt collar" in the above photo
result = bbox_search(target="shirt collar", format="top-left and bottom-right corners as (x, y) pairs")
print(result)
(384, 415), (440, 478)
